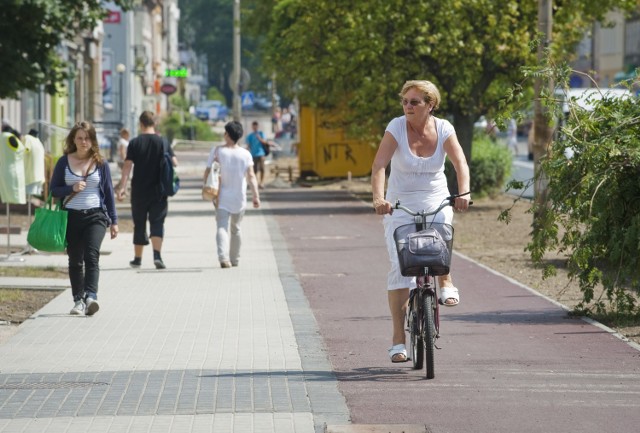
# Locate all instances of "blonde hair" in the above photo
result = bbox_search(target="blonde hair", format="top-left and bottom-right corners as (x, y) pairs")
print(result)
(399, 80), (441, 111)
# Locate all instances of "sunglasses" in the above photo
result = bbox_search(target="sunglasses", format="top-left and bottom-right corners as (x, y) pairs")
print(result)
(401, 98), (426, 107)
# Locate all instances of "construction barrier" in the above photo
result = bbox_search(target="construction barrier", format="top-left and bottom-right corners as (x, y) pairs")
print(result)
(298, 106), (376, 179)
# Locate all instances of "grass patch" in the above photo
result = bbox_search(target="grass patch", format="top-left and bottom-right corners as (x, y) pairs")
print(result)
(0, 289), (22, 303)
(0, 288), (63, 324)
(594, 311), (640, 330)
(0, 266), (67, 279)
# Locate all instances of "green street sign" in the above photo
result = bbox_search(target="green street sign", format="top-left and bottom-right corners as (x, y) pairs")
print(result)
(165, 68), (188, 78)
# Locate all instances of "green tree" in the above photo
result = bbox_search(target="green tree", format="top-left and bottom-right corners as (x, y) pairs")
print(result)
(179, 0), (265, 105)
(0, 0), (132, 99)
(249, 0), (637, 161)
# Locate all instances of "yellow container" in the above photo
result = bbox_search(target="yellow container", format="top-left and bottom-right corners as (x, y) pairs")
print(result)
(298, 106), (377, 178)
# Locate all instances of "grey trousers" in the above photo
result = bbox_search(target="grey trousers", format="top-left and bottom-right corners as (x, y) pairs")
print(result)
(215, 208), (244, 264)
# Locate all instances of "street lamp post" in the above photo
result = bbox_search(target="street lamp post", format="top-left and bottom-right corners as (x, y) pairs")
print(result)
(116, 63), (126, 127)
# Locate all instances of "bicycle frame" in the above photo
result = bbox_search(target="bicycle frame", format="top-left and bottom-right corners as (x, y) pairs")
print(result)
(395, 193), (471, 379)
(402, 209), (442, 379)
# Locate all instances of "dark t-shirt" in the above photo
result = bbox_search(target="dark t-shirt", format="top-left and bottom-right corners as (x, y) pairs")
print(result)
(126, 133), (174, 198)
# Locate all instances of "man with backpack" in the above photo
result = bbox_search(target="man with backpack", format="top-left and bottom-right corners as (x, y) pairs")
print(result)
(115, 111), (178, 269)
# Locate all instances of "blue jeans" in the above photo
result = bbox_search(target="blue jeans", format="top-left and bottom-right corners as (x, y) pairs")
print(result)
(66, 208), (108, 301)
(215, 208), (244, 264)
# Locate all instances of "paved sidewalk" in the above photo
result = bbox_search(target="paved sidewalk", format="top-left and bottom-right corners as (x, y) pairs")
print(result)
(0, 170), (349, 432)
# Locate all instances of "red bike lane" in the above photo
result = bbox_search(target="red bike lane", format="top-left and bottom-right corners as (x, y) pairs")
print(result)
(266, 187), (640, 433)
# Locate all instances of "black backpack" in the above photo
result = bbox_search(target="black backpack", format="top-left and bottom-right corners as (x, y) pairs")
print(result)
(159, 139), (179, 197)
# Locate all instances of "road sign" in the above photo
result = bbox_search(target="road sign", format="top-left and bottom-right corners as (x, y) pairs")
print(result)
(160, 77), (177, 95)
(160, 83), (177, 95)
(241, 91), (254, 109)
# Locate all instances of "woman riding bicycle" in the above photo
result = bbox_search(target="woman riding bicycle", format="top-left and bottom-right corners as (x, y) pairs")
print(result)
(372, 80), (471, 363)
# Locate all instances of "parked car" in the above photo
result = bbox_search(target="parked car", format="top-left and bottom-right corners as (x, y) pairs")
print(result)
(195, 100), (229, 122)
(253, 94), (280, 111)
(253, 96), (272, 111)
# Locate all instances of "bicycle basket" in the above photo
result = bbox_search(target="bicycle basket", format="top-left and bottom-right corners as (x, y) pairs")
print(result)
(393, 222), (454, 276)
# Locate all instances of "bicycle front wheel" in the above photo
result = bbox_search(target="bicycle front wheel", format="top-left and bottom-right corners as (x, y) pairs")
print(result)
(408, 291), (423, 370)
(423, 293), (437, 379)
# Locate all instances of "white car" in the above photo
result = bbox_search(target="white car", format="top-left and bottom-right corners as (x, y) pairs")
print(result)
(195, 100), (229, 122)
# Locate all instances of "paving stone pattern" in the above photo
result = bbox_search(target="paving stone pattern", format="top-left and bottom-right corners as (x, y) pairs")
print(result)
(0, 174), (350, 433)
(0, 369), (310, 418)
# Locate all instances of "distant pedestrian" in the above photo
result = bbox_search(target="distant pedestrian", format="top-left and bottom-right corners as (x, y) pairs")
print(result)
(281, 108), (292, 137)
(117, 128), (130, 170)
(203, 121), (260, 268)
(115, 111), (177, 269)
(245, 121), (269, 189)
(50, 121), (119, 316)
(272, 107), (282, 137)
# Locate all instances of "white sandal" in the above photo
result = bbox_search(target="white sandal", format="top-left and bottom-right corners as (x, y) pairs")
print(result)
(388, 344), (409, 363)
(440, 286), (460, 307)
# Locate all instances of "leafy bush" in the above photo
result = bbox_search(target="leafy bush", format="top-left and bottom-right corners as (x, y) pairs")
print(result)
(446, 132), (512, 197)
(207, 87), (226, 103)
(528, 94), (640, 315)
(169, 94), (190, 111)
(159, 113), (220, 142)
(159, 113), (182, 142)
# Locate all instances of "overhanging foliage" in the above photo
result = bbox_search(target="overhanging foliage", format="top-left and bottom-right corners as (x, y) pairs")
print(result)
(528, 83), (640, 314)
(248, 0), (637, 161)
(0, 1), (133, 99)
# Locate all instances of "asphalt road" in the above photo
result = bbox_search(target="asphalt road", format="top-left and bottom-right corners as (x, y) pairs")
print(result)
(266, 186), (640, 433)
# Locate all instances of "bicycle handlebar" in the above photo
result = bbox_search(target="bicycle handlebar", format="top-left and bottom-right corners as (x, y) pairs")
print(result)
(394, 192), (473, 217)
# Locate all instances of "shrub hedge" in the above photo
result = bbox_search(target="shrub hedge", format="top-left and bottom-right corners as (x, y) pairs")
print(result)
(446, 133), (512, 197)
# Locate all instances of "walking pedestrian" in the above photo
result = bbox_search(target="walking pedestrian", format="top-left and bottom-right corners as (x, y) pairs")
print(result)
(281, 108), (292, 137)
(117, 127), (130, 170)
(115, 111), (177, 269)
(371, 80), (471, 363)
(245, 121), (269, 189)
(203, 121), (260, 268)
(50, 121), (119, 316)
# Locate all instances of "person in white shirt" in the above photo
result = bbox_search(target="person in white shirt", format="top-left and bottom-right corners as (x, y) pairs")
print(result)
(117, 128), (130, 170)
(203, 121), (260, 268)
(371, 80), (471, 363)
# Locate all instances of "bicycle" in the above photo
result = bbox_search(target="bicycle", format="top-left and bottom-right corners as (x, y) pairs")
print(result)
(393, 192), (471, 379)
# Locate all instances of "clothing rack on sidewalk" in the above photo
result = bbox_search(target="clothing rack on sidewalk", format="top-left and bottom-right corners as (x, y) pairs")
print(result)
(0, 204), (25, 262)
(17, 195), (41, 256)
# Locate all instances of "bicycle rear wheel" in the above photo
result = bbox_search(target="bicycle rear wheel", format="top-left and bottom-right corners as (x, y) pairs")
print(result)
(408, 290), (423, 370)
(423, 293), (437, 379)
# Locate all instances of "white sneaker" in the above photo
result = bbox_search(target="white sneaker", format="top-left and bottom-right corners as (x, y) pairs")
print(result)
(85, 298), (100, 316)
(70, 300), (85, 315)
